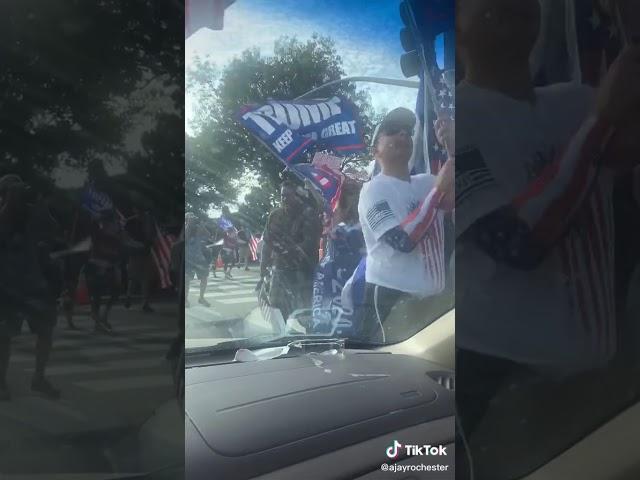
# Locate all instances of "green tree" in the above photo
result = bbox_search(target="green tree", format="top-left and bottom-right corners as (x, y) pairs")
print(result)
(235, 182), (279, 233)
(0, 0), (184, 217)
(186, 57), (219, 136)
(186, 34), (377, 221)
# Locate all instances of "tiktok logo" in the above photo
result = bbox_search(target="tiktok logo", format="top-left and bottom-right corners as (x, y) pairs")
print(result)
(386, 440), (402, 459)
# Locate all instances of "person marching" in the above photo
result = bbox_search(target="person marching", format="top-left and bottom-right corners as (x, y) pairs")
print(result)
(0, 175), (61, 400)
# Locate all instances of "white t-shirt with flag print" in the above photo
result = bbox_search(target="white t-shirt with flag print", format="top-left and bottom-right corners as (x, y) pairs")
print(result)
(358, 173), (446, 297)
(455, 81), (616, 372)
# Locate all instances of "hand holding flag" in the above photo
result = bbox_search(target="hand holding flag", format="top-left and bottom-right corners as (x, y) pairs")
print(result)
(435, 117), (454, 156)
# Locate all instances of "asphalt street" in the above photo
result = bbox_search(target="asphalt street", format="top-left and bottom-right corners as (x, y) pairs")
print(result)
(1, 299), (181, 476)
(185, 266), (267, 341)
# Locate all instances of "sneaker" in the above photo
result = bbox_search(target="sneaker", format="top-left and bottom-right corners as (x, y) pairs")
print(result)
(142, 304), (155, 314)
(31, 377), (61, 400)
(66, 320), (79, 330)
(198, 297), (210, 307)
(124, 297), (132, 309)
(0, 382), (10, 402)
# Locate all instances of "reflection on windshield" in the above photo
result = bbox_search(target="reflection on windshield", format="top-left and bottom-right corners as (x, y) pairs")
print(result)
(185, 141), (455, 351)
(185, 24), (455, 353)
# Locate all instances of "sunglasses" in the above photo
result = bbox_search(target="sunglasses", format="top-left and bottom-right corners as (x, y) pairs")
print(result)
(380, 125), (414, 137)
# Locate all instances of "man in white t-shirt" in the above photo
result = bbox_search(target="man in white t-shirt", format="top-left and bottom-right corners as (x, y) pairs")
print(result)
(357, 107), (454, 342)
(454, 0), (640, 457)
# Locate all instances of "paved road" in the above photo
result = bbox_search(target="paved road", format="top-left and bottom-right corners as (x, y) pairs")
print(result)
(186, 267), (265, 340)
(1, 301), (180, 475)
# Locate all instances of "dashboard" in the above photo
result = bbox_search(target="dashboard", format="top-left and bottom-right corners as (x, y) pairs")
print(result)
(185, 351), (455, 479)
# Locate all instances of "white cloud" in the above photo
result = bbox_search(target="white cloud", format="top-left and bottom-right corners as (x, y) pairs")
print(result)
(186, 1), (418, 124)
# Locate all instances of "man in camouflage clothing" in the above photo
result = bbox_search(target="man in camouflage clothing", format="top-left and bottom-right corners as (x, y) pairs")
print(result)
(259, 178), (323, 321)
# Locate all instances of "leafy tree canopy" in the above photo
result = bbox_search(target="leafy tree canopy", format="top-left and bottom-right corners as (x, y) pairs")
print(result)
(186, 34), (377, 230)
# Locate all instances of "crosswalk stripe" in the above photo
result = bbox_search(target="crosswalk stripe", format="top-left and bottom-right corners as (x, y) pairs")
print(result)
(217, 296), (258, 305)
(41, 324), (171, 337)
(25, 357), (165, 376)
(133, 343), (172, 352)
(213, 274), (255, 279)
(0, 397), (90, 433)
(97, 324), (174, 333)
(204, 289), (255, 298)
(75, 374), (173, 392)
(51, 346), (142, 357)
(200, 282), (253, 289)
(189, 273), (257, 282)
(8, 353), (35, 364)
(191, 283), (255, 290)
(36, 336), (170, 349)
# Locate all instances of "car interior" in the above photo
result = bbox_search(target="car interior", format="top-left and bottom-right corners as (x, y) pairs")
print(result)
(183, 1), (640, 479)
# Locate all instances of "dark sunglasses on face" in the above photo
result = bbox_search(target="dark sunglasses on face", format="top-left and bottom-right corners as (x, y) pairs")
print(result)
(381, 125), (414, 137)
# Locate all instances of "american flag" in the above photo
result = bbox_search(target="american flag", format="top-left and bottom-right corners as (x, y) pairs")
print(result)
(249, 234), (260, 262)
(406, 0), (454, 176)
(292, 163), (343, 212)
(574, 0), (622, 84)
(151, 222), (176, 290)
(422, 65), (454, 176)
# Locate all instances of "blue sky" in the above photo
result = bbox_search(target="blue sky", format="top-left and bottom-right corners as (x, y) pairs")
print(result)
(186, 0), (444, 129)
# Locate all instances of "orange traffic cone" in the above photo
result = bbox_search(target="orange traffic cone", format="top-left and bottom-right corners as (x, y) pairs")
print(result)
(75, 273), (90, 305)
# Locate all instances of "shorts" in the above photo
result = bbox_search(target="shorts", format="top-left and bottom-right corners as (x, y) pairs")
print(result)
(220, 248), (235, 265)
(186, 264), (209, 281)
(63, 253), (89, 292)
(0, 296), (57, 337)
(85, 261), (121, 299)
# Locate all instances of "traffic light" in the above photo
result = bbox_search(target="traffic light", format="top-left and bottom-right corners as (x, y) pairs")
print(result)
(398, 0), (454, 77)
(399, 0), (420, 78)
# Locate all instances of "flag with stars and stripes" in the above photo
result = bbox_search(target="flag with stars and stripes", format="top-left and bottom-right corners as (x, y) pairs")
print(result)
(414, 64), (454, 176)
(574, 0), (622, 84)
(151, 223), (176, 290)
(249, 233), (260, 262)
(292, 163), (343, 212)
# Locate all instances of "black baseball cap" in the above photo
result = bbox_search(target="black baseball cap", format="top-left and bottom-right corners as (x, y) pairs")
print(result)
(371, 107), (416, 149)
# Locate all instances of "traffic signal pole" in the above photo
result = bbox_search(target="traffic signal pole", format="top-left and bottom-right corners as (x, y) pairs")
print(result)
(294, 76), (419, 101)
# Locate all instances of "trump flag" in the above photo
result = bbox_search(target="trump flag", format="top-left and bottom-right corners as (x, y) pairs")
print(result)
(237, 96), (366, 166)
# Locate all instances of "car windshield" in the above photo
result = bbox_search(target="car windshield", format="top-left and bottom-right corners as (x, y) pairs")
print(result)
(185, 0), (454, 352)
